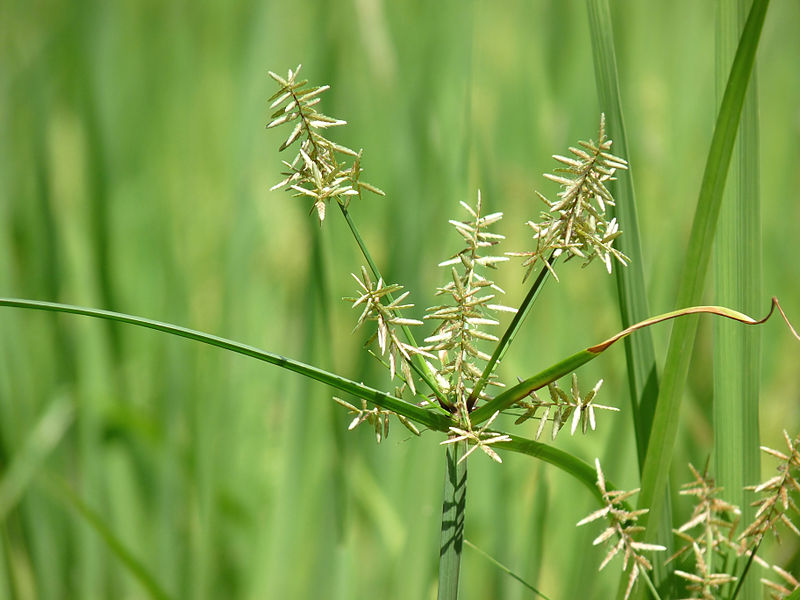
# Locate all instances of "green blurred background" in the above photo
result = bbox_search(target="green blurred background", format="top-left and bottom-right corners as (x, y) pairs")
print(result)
(1, 0), (798, 598)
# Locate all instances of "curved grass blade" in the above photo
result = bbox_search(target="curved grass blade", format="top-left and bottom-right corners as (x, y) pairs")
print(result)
(495, 434), (603, 503)
(471, 299), (789, 426)
(636, 0), (770, 548)
(0, 298), (452, 432)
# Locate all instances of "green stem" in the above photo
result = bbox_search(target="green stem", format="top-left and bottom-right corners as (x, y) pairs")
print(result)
(437, 441), (467, 600)
(467, 253), (556, 410)
(0, 298), (452, 433)
(338, 204), (448, 406)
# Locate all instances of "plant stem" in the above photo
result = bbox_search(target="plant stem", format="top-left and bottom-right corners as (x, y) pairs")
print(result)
(437, 440), (467, 600)
(467, 253), (556, 410)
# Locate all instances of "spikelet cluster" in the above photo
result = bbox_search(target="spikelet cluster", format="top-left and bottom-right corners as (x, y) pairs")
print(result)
(577, 459), (665, 600)
(267, 65), (383, 222)
(424, 193), (516, 417)
(509, 114), (629, 281)
(668, 464), (741, 599)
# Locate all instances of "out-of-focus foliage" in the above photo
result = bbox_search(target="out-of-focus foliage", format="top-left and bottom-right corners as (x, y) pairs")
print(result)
(1, 1), (798, 598)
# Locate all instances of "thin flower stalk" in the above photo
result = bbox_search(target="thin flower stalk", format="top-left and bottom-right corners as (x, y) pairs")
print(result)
(268, 67), (446, 404)
(346, 266), (433, 395)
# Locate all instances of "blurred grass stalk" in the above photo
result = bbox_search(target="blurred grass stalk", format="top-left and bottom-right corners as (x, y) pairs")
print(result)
(713, 1), (761, 598)
(634, 0), (768, 598)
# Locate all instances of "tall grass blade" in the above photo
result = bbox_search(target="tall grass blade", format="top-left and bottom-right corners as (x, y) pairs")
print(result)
(636, 0), (769, 557)
(714, 1), (761, 597)
(585, 0), (659, 465)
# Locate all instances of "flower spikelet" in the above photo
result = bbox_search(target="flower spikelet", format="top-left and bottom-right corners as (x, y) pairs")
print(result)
(346, 266), (432, 394)
(334, 397), (420, 444)
(513, 374), (618, 440)
(577, 459), (665, 600)
(267, 65), (384, 222)
(424, 192), (516, 417)
(508, 114), (629, 281)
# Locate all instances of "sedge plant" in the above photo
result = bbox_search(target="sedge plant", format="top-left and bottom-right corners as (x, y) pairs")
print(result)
(259, 62), (800, 599)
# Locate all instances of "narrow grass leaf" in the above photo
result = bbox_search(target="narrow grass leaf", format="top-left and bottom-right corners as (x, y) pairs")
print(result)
(0, 298), (452, 432)
(464, 539), (552, 599)
(472, 300), (781, 425)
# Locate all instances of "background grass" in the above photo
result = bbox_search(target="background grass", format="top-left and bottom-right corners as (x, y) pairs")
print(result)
(1, 1), (799, 598)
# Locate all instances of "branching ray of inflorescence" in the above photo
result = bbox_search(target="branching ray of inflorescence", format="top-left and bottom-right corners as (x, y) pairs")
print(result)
(267, 65), (448, 407)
